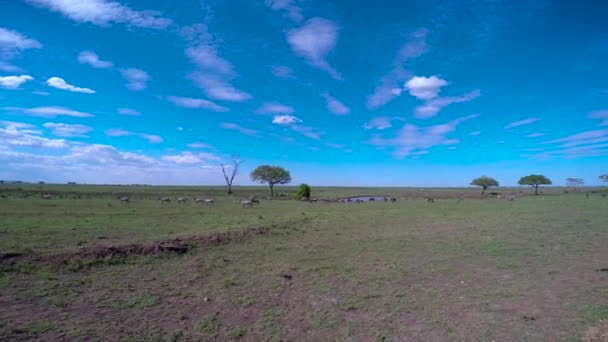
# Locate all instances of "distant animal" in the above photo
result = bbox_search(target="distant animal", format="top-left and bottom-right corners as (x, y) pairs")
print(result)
(160, 197), (171, 204)
(347, 198), (352, 202)
(241, 200), (254, 208)
(203, 198), (215, 205)
(369, 197), (375, 202)
(507, 194), (515, 201)
(457, 196), (464, 203)
(602, 194), (607, 198)
(427, 198), (435, 203)
(195, 198), (204, 204)
(355, 199), (364, 204)
(42, 194), (53, 200)
(383, 197), (388, 202)
(177, 197), (187, 204)
(586, 193), (590, 199)
(120, 196), (129, 204)
(497, 195), (503, 199)
(390, 197), (397, 203)
(249, 196), (260, 204)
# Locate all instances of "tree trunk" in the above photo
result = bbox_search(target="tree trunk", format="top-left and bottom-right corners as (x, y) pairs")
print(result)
(269, 183), (274, 197)
(227, 184), (232, 195)
(534, 184), (539, 195)
(481, 186), (487, 196)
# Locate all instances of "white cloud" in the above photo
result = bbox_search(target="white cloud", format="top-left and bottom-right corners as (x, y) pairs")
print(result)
(469, 131), (481, 136)
(414, 89), (481, 119)
(219, 122), (260, 137)
(541, 129), (608, 147)
(290, 125), (324, 140)
(286, 17), (341, 80)
(183, 24), (252, 102)
(119, 68), (149, 91)
(78, 51), (113, 68)
(33, 91), (49, 96)
(404, 76), (448, 100)
(67, 144), (160, 167)
(0, 75), (34, 89)
(322, 92), (350, 115)
(588, 110), (608, 126)
(46, 77), (95, 94)
(363, 117), (403, 130)
(25, 0), (173, 29)
(162, 151), (220, 164)
(272, 114), (302, 125)
(3, 106), (94, 118)
(116, 108), (141, 116)
(187, 142), (212, 149)
(0, 61), (23, 72)
(43, 122), (92, 137)
(0, 27), (42, 58)
(269, 65), (294, 79)
(366, 114), (478, 158)
(105, 128), (162, 143)
(367, 28), (429, 109)
(504, 117), (540, 129)
(165, 95), (228, 112)
(0, 121), (68, 149)
(255, 102), (294, 115)
(525, 132), (545, 138)
(265, 0), (303, 23)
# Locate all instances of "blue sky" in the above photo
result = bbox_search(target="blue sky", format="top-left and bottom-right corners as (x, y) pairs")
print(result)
(1, 0), (608, 186)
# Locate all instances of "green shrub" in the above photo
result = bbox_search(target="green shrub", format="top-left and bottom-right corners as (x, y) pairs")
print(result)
(295, 184), (311, 200)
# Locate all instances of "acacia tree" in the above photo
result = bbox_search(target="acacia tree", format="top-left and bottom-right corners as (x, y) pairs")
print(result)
(250, 165), (291, 197)
(470, 176), (499, 196)
(565, 178), (584, 190)
(600, 174), (608, 183)
(518, 174), (552, 195)
(221, 155), (241, 195)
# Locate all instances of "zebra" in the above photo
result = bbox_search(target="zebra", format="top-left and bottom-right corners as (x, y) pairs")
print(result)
(177, 197), (188, 204)
(204, 198), (215, 205)
(120, 196), (129, 204)
(160, 197), (171, 204)
(427, 198), (435, 203)
(195, 198), (204, 204)
(249, 196), (260, 204)
(42, 194), (53, 200)
(241, 200), (254, 208)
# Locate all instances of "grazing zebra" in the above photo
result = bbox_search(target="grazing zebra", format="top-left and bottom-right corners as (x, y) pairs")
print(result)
(160, 197), (171, 204)
(241, 200), (254, 208)
(506, 193), (515, 201)
(120, 196), (129, 204)
(177, 197), (188, 204)
(195, 198), (203, 204)
(204, 198), (215, 205)
(42, 194), (53, 200)
(427, 198), (435, 203)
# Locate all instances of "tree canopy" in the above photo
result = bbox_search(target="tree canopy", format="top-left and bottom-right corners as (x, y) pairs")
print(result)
(250, 165), (291, 196)
(518, 174), (552, 195)
(470, 176), (499, 195)
(600, 174), (608, 183)
(295, 184), (311, 200)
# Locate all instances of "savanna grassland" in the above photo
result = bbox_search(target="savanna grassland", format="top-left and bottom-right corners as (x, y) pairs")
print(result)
(0, 184), (607, 341)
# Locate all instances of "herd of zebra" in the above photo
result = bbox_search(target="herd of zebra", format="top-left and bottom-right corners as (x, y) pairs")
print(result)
(116, 196), (261, 208)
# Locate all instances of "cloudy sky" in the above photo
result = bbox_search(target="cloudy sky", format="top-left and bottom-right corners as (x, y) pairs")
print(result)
(1, 0), (608, 186)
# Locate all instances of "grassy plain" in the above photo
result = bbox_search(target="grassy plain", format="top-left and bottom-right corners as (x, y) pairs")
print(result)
(0, 184), (607, 341)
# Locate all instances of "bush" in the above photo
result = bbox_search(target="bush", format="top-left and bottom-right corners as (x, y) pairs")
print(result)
(295, 184), (311, 200)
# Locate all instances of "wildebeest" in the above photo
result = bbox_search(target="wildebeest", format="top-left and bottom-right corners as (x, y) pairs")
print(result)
(241, 200), (254, 208)
(355, 199), (364, 203)
(427, 198), (435, 203)
(160, 197), (171, 204)
(249, 196), (260, 204)
(390, 197), (397, 203)
(177, 197), (187, 204)
(369, 197), (375, 202)
(120, 196), (129, 204)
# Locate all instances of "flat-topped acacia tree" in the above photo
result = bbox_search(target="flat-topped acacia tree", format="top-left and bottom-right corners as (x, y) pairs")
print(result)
(470, 176), (499, 196)
(518, 174), (552, 195)
(250, 165), (291, 197)
(600, 174), (608, 183)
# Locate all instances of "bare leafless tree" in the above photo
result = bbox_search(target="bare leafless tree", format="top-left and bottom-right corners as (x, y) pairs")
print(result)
(221, 155), (241, 195)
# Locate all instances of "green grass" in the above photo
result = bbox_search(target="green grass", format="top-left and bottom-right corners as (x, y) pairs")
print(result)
(1, 185), (607, 340)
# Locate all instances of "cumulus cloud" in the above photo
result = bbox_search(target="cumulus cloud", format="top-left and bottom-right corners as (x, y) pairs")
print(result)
(183, 24), (252, 102)
(363, 116), (403, 130)
(414, 89), (481, 119)
(272, 114), (302, 125)
(219, 122), (260, 137)
(43, 122), (92, 137)
(255, 102), (294, 115)
(322, 92), (350, 115)
(269, 65), (294, 79)
(367, 28), (429, 109)
(504, 117), (540, 129)
(46, 77), (95, 94)
(119, 68), (149, 91)
(265, 0), (303, 23)
(366, 114), (478, 158)
(24, 0), (173, 29)
(588, 110), (608, 126)
(3, 106), (94, 118)
(0, 120), (68, 149)
(105, 128), (163, 143)
(116, 108), (141, 116)
(162, 151), (220, 164)
(403, 76), (448, 100)
(0, 75), (34, 89)
(165, 95), (228, 112)
(286, 17), (341, 80)
(78, 50), (113, 68)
